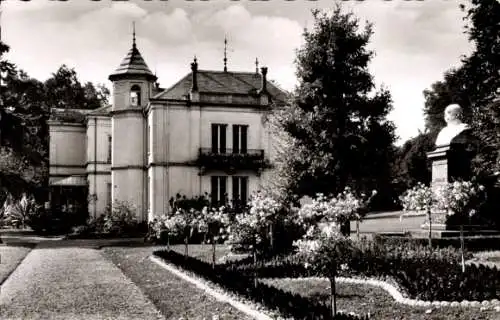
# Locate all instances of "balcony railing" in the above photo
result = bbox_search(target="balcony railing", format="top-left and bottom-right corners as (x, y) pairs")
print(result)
(196, 148), (266, 174)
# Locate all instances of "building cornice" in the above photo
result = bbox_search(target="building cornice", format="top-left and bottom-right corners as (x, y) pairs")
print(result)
(111, 165), (146, 171)
(50, 164), (85, 168)
(47, 121), (86, 128)
(110, 109), (145, 117)
(147, 162), (197, 169)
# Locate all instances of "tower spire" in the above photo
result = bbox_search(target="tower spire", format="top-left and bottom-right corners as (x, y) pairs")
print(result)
(223, 35), (228, 72)
(255, 58), (259, 74)
(132, 21), (136, 48)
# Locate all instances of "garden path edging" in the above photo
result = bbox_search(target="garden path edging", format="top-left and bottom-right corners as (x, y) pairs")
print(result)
(149, 256), (273, 320)
(270, 276), (500, 309)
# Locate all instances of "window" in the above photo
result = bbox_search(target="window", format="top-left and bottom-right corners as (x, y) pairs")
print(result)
(211, 124), (227, 153)
(211, 176), (227, 206)
(232, 176), (248, 207)
(106, 183), (112, 207)
(130, 85), (141, 106)
(232, 125), (248, 154)
(107, 135), (112, 163)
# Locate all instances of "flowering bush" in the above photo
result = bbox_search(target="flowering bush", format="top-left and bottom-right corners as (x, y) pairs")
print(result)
(293, 189), (370, 279)
(300, 188), (376, 224)
(293, 223), (357, 275)
(226, 191), (284, 254)
(198, 206), (231, 243)
(399, 182), (433, 212)
(435, 181), (486, 218)
(293, 189), (368, 317)
(400, 181), (486, 225)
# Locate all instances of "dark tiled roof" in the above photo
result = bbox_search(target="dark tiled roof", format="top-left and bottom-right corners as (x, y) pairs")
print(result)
(87, 105), (112, 116)
(49, 108), (87, 124)
(154, 70), (289, 103)
(109, 44), (155, 80)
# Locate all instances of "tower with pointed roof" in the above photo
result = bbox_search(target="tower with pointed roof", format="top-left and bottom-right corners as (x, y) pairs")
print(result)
(108, 25), (156, 220)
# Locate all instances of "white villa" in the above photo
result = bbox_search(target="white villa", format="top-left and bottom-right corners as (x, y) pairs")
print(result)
(48, 33), (288, 222)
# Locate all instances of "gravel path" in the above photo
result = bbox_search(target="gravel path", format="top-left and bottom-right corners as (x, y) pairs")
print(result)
(0, 246), (164, 320)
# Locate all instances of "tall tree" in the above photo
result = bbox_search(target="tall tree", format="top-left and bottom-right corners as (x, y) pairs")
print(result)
(270, 6), (396, 207)
(44, 64), (109, 110)
(1, 42), (110, 201)
(1, 40), (48, 199)
(392, 131), (436, 194)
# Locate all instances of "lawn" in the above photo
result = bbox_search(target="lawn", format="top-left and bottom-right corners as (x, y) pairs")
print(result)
(0, 244), (34, 285)
(102, 245), (253, 320)
(260, 277), (500, 320)
(350, 211), (426, 234)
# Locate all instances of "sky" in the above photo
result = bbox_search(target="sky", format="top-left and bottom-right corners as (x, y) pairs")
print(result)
(1, 0), (473, 144)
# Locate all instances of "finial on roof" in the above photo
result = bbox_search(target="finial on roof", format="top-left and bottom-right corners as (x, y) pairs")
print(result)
(255, 58), (259, 74)
(224, 35), (228, 72)
(132, 21), (136, 48)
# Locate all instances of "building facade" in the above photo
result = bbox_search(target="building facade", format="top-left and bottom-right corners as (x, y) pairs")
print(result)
(48, 35), (287, 222)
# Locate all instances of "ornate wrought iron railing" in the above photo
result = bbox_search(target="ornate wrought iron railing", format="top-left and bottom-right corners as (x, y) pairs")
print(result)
(196, 148), (266, 174)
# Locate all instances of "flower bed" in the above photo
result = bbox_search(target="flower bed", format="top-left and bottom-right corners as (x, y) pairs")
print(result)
(225, 242), (500, 302)
(260, 278), (500, 320)
(153, 249), (370, 320)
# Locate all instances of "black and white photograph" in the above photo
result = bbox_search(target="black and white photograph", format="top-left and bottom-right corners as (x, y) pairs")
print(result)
(0, 0), (499, 319)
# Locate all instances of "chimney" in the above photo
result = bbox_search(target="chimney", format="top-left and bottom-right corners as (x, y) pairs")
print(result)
(259, 67), (269, 105)
(191, 58), (198, 92)
(260, 67), (268, 94)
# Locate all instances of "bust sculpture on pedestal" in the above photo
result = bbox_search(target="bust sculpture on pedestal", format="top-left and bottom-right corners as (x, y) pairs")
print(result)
(426, 103), (478, 229)
(435, 104), (469, 147)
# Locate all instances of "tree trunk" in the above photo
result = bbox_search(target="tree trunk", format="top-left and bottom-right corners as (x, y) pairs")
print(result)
(356, 219), (360, 240)
(330, 276), (337, 318)
(269, 223), (274, 252)
(184, 235), (189, 258)
(212, 236), (216, 269)
(460, 224), (465, 273)
(427, 208), (432, 249)
(253, 234), (257, 288)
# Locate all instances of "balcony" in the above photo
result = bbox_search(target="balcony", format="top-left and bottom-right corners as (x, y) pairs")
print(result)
(196, 148), (266, 175)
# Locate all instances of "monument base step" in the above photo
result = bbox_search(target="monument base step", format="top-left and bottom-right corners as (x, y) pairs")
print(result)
(412, 228), (500, 239)
(377, 230), (500, 239)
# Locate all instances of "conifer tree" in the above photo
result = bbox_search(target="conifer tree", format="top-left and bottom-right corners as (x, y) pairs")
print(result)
(270, 6), (396, 207)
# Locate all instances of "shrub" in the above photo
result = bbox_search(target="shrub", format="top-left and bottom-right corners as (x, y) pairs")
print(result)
(2, 193), (38, 228)
(28, 207), (87, 235)
(83, 201), (147, 237)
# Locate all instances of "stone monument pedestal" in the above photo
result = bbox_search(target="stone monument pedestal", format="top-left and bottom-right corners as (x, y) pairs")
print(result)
(427, 146), (452, 193)
(426, 137), (476, 230)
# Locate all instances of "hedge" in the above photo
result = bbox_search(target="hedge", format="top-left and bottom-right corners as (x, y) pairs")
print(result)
(374, 234), (500, 252)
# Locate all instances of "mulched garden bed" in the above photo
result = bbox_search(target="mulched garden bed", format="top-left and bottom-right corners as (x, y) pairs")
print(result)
(101, 246), (253, 320)
(261, 277), (500, 320)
